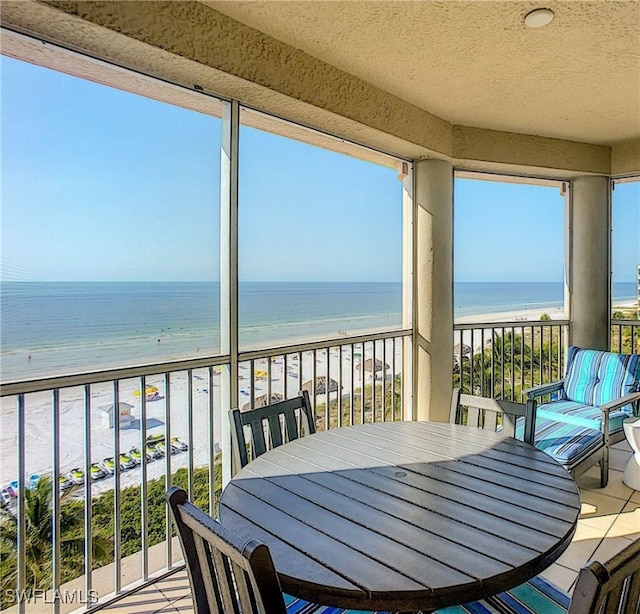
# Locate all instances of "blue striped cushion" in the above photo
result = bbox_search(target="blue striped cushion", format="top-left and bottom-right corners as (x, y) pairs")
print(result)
(538, 400), (631, 436)
(284, 594), (389, 613)
(516, 407), (604, 470)
(564, 347), (640, 410)
(435, 575), (570, 614)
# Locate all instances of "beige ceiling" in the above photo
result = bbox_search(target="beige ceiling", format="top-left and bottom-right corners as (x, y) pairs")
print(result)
(203, 0), (640, 148)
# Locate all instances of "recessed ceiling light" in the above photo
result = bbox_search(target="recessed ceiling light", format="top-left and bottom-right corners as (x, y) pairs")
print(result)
(524, 8), (555, 28)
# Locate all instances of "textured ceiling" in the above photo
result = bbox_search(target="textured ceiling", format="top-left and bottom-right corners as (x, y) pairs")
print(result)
(203, 0), (640, 147)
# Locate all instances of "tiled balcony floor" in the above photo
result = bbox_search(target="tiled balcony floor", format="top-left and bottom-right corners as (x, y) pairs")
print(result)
(100, 439), (639, 614)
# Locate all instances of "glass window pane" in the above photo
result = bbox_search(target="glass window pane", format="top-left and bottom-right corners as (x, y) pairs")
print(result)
(238, 110), (404, 350)
(612, 179), (640, 317)
(454, 176), (565, 322)
(1, 57), (223, 380)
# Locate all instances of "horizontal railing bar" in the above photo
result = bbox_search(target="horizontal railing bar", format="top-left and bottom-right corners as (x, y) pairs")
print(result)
(611, 319), (639, 326)
(454, 320), (570, 331)
(238, 329), (412, 362)
(0, 354), (231, 396)
(1, 329), (412, 396)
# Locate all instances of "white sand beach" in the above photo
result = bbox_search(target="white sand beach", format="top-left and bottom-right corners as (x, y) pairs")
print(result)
(2, 300), (637, 493)
(454, 300), (637, 351)
(0, 341), (401, 491)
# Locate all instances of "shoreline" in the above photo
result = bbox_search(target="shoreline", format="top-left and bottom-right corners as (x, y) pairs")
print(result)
(2, 301), (637, 491)
(0, 340), (401, 487)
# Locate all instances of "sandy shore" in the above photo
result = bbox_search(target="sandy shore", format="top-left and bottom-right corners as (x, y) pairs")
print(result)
(2, 302), (636, 492)
(454, 300), (637, 350)
(0, 341), (400, 489)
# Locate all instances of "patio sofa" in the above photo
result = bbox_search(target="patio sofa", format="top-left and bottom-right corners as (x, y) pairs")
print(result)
(524, 346), (640, 487)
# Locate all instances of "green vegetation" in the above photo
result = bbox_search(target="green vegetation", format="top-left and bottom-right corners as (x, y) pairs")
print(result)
(314, 376), (403, 429)
(454, 311), (639, 402)
(0, 476), (111, 608)
(0, 460), (222, 610)
(611, 307), (639, 354)
(453, 328), (563, 402)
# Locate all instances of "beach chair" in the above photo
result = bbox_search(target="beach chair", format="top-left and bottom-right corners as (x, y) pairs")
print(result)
(435, 537), (640, 613)
(229, 390), (315, 471)
(166, 487), (377, 614)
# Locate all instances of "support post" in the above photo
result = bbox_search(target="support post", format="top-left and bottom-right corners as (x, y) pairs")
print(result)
(414, 159), (454, 421)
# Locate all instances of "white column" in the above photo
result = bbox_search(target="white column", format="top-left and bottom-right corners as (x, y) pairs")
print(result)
(570, 175), (611, 350)
(414, 159), (454, 421)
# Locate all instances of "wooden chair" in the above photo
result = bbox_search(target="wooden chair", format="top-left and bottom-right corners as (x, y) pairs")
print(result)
(166, 486), (286, 614)
(450, 389), (536, 445)
(166, 487), (378, 614)
(435, 537), (640, 613)
(229, 390), (315, 470)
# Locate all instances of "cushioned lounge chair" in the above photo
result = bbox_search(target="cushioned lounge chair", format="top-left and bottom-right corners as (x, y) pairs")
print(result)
(524, 346), (640, 487)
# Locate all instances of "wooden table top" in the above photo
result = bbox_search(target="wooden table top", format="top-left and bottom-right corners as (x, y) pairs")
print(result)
(219, 421), (581, 612)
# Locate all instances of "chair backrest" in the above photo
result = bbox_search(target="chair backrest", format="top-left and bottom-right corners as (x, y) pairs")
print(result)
(564, 346), (640, 407)
(166, 487), (287, 614)
(569, 538), (640, 614)
(450, 389), (536, 445)
(229, 390), (315, 469)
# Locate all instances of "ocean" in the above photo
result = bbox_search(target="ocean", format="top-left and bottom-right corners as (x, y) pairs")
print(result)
(0, 281), (636, 382)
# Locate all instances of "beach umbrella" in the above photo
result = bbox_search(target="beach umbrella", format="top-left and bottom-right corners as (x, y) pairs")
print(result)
(356, 358), (389, 373)
(133, 385), (159, 397)
(254, 370), (268, 379)
(242, 392), (284, 411)
(453, 343), (471, 356)
(302, 376), (340, 395)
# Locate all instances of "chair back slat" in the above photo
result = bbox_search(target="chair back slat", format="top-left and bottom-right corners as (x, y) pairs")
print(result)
(452, 390), (536, 445)
(193, 535), (223, 614)
(484, 410), (498, 433)
(467, 406), (481, 428)
(569, 539), (640, 614)
(266, 413), (285, 448)
(230, 391), (315, 470)
(231, 560), (256, 613)
(625, 569), (640, 612)
(166, 487), (287, 614)
(248, 417), (269, 459)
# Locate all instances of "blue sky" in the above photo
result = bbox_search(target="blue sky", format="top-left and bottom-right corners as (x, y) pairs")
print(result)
(1, 55), (638, 283)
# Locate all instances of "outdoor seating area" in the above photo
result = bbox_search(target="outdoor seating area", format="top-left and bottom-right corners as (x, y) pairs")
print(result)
(97, 436), (639, 614)
(525, 347), (640, 487)
(1, 2), (638, 613)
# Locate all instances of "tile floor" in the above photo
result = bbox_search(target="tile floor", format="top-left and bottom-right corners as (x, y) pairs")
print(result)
(100, 439), (639, 614)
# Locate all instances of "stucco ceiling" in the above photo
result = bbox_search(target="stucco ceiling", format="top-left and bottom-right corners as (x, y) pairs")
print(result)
(202, 0), (640, 147)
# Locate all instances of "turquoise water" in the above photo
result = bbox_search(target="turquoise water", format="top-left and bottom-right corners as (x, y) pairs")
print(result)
(1, 281), (635, 381)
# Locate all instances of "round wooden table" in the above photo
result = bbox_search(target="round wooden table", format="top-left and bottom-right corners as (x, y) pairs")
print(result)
(219, 421), (581, 612)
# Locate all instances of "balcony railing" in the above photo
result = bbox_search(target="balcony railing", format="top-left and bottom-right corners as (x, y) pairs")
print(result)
(611, 318), (640, 354)
(0, 329), (411, 612)
(453, 319), (570, 401)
